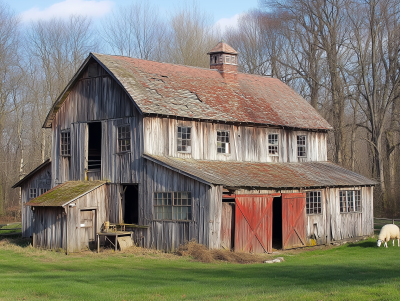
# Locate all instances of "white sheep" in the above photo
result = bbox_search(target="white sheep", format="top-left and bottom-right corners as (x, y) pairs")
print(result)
(377, 224), (400, 248)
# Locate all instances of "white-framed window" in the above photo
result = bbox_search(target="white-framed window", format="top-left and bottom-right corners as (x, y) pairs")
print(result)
(39, 188), (48, 195)
(29, 188), (37, 199)
(306, 191), (321, 214)
(177, 126), (191, 153)
(153, 192), (192, 221)
(340, 190), (361, 213)
(297, 135), (307, 157)
(61, 131), (71, 156)
(268, 134), (279, 156)
(117, 125), (131, 153)
(225, 55), (231, 63)
(217, 130), (230, 154)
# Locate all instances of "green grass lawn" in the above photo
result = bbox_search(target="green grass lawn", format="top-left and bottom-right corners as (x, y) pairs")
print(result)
(1, 237), (400, 300)
(0, 222), (21, 235)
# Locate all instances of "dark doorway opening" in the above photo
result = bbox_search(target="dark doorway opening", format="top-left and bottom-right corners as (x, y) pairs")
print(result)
(272, 197), (282, 249)
(88, 122), (102, 170)
(123, 185), (139, 224)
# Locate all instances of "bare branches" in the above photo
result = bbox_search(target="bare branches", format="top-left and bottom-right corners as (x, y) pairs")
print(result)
(101, 1), (165, 60)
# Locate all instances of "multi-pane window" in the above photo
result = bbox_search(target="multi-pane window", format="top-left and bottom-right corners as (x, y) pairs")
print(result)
(177, 126), (191, 152)
(297, 135), (307, 157)
(29, 188), (37, 199)
(340, 190), (361, 213)
(268, 134), (279, 156)
(217, 130), (230, 154)
(306, 191), (321, 214)
(154, 192), (192, 221)
(39, 188), (48, 195)
(118, 125), (131, 153)
(61, 131), (70, 156)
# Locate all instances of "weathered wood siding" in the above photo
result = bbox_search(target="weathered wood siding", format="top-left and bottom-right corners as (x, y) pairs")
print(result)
(305, 189), (327, 246)
(224, 186), (374, 248)
(329, 186), (374, 241)
(143, 160), (222, 251)
(143, 117), (327, 162)
(32, 184), (108, 252)
(51, 61), (143, 186)
(20, 164), (52, 238)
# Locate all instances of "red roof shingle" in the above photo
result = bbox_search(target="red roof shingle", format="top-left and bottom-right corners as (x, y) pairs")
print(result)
(44, 52), (332, 130)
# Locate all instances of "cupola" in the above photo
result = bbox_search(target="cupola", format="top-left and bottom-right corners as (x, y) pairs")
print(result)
(208, 41), (238, 83)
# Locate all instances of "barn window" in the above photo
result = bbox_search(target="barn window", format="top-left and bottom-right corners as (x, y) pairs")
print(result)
(297, 135), (307, 157)
(29, 188), (37, 199)
(306, 191), (321, 214)
(153, 192), (192, 221)
(340, 190), (361, 213)
(39, 188), (48, 195)
(225, 55), (231, 63)
(118, 125), (131, 153)
(268, 134), (279, 156)
(217, 130), (230, 154)
(177, 126), (191, 152)
(61, 131), (71, 156)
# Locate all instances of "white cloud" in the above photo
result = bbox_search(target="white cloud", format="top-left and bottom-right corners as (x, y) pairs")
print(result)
(214, 13), (242, 33)
(20, 0), (114, 22)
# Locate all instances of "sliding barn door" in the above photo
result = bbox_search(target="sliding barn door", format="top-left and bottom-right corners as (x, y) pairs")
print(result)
(234, 195), (273, 253)
(282, 193), (306, 249)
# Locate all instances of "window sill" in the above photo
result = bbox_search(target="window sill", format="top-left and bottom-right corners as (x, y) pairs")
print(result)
(306, 213), (322, 216)
(340, 211), (362, 214)
(217, 153), (231, 156)
(116, 151), (131, 155)
(177, 151), (192, 154)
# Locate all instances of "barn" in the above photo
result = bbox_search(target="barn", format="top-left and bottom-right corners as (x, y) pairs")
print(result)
(14, 42), (376, 253)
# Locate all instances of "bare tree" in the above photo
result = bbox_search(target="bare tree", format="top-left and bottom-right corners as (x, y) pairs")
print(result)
(346, 0), (400, 209)
(164, 3), (219, 68)
(102, 1), (165, 60)
(0, 2), (21, 215)
(27, 15), (98, 105)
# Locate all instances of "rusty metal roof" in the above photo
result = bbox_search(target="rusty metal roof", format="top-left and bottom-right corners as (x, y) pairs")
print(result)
(208, 41), (238, 54)
(144, 154), (377, 189)
(43, 52), (332, 130)
(25, 181), (107, 207)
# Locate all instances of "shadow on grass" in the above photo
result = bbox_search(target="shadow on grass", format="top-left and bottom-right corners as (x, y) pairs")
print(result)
(347, 240), (377, 248)
(0, 236), (32, 247)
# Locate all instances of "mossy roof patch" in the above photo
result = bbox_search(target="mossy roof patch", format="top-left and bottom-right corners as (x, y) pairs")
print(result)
(26, 181), (107, 207)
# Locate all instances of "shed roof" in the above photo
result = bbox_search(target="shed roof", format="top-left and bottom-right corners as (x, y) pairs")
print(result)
(12, 159), (51, 188)
(43, 52), (332, 131)
(144, 154), (377, 189)
(25, 181), (107, 207)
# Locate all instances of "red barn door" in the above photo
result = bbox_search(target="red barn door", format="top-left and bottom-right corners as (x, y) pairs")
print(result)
(234, 195), (273, 253)
(282, 193), (306, 249)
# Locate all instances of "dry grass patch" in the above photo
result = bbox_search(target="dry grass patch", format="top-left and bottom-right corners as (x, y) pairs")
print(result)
(175, 240), (271, 264)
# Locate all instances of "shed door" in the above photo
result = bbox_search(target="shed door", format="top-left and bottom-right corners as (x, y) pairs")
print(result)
(234, 195), (273, 253)
(282, 193), (306, 249)
(80, 209), (96, 250)
(221, 202), (235, 250)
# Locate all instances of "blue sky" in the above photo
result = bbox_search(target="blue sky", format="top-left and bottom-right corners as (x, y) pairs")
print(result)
(11, 0), (261, 30)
